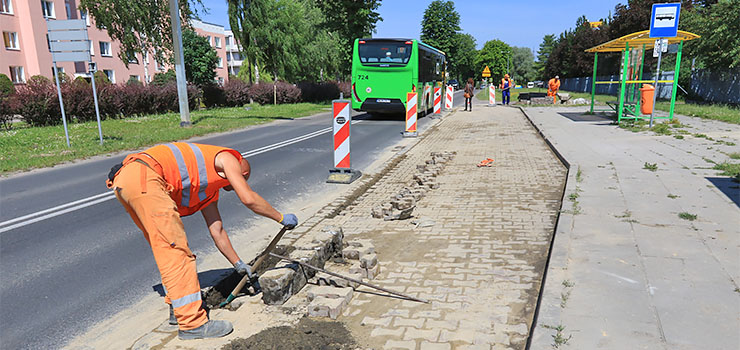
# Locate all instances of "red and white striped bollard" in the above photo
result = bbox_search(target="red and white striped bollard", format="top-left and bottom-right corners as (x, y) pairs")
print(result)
(327, 99), (361, 184)
(445, 85), (453, 109)
(433, 87), (441, 114)
(404, 92), (418, 137)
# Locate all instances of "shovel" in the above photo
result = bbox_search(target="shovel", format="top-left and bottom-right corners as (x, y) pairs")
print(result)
(218, 226), (288, 308)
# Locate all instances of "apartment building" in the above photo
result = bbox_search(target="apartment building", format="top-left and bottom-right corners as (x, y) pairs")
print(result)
(224, 30), (243, 77)
(0, 0), (228, 85)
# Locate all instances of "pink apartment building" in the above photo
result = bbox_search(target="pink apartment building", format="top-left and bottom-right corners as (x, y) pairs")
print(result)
(0, 0), (228, 85)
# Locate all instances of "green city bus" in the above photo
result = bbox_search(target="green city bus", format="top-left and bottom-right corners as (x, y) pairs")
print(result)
(351, 38), (446, 116)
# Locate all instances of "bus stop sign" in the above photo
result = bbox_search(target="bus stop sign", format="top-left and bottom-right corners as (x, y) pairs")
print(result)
(649, 3), (681, 38)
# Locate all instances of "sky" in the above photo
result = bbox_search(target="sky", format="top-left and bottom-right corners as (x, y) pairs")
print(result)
(198, 0), (624, 52)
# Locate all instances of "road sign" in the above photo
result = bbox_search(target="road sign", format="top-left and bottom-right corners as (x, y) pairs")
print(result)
(652, 38), (668, 58)
(649, 3), (681, 38)
(482, 66), (491, 77)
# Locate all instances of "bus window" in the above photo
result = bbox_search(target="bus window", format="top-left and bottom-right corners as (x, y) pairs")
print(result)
(359, 41), (412, 65)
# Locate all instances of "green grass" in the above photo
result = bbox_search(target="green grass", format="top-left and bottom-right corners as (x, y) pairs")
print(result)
(728, 152), (740, 160)
(0, 103), (330, 174)
(643, 162), (658, 172)
(678, 212), (697, 221)
(713, 162), (740, 177)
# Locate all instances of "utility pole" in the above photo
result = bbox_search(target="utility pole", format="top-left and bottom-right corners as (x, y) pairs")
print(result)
(168, 0), (190, 127)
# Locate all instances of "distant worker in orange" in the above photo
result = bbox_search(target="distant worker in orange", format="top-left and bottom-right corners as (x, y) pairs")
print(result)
(499, 74), (514, 105)
(548, 75), (560, 104)
(106, 142), (298, 340)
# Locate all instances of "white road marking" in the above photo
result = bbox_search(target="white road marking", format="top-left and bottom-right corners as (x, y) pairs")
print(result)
(0, 121), (362, 233)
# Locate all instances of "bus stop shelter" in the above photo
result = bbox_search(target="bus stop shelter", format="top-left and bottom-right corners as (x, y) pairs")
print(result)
(584, 30), (699, 122)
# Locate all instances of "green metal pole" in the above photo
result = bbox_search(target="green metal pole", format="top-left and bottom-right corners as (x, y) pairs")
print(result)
(618, 43), (629, 122)
(636, 44), (645, 116)
(590, 52), (597, 114)
(669, 40), (683, 120)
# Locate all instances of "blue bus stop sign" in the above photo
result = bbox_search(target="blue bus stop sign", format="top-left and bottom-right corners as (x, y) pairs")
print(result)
(649, 3), (681, 38)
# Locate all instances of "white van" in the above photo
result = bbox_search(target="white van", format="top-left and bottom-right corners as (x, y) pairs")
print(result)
(527, 82), (535, 89)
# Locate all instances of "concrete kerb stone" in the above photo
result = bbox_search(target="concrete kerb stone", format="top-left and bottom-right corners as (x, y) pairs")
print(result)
(518, 106), (576, 349)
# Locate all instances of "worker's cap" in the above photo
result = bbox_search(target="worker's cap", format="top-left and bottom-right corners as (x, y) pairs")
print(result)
(504, 74), (509, 78)
(555, 75), (559, 79)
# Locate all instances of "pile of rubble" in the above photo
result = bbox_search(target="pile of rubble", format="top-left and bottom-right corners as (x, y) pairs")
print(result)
(371, 151), (456, 221)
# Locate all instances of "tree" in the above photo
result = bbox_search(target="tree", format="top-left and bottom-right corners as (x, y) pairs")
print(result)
(453, 33), (477, 81)
(182, 29), (218, 86)
(535, 34), (556, 80)
(228, 0), (269, 84)
(79, 0), (201, 66)
(420, 0), (461, 77)
(314, 0), (382, 77)
(680, 0), (740, 70)
(510, 47), (536, 83)
(475, 40), (511, 81)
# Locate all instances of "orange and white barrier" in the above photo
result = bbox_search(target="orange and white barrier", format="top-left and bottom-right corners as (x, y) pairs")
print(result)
(404, 92), (418, 137)
(332, 100), (351, 168)
(488, 85), (496, 106)
(433, 87), (441, 114)
(445, 86), (453, 109)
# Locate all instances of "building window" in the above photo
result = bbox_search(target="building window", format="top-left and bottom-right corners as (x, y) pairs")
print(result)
(9, 66), (25, 83)
(225, 36), (230, 47)
(99, 41), (111, 57)
(129, 75), (140, 82)
(214, 37), (221, 48)
(1, 0), (13, 14)
(127, 51), (138, 64)
(103, 69), (114, 83)
(52, 66), (64, 78)
(89, 40), (94, 55)
(41, 1), (55, 18)
(80, 10), (90, 26)
(217, 57), (223, 68)
(206, 35), (211, 45)
(3, 32), (19, 50)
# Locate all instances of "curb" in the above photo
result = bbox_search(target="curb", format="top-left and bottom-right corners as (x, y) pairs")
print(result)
(518, 106), (576, 350)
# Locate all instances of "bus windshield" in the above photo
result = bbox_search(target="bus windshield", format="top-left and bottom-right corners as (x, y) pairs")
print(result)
(358, 41), (412, 65)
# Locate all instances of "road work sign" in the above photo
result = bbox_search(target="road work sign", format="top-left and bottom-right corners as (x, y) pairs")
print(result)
(649, 3), (681, 38)
(482, 66), (491, 77)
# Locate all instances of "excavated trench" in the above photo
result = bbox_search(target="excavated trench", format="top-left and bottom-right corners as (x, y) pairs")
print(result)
(221, 317), (356, 350)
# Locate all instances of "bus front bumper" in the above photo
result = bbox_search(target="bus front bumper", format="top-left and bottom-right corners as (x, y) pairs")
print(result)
(360, 98), (406, 114)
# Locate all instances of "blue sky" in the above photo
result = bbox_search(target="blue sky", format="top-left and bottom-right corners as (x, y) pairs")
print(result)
(198, 0), (623, 52)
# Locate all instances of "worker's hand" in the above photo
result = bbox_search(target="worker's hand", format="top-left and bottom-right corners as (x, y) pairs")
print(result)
(280, 213), (298, 229)
(234, 259), (254, 278)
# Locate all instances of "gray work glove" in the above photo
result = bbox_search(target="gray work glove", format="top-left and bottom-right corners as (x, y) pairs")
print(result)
(280, 213), (298, 229)
(233, 259), (253, 278)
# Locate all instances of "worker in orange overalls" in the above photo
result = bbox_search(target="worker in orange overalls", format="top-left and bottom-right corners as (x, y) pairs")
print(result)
(106, 142), (297, 340)
(548, 75), (560, 104)
(499, 74), (514, 105)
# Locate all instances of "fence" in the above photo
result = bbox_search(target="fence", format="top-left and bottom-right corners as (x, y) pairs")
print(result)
(561, 69), (739, 105)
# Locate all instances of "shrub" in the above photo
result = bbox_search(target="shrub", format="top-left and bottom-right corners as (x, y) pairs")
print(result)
(151, 69), (177, 86)
(249, 81), (301, 105)
(93, 71), (111, 86)
(202, 83), (226, 108)
(0, 73), (15, 130)
(336, 81), (351, 100)
(0, 73), (14, 97)
(14, 75), (61, 126)
(223, 79), (250, 106)
(297, 81), (340, 103)
(62, 78), (96, 122)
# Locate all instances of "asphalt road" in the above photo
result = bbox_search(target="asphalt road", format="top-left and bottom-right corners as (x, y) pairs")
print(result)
(0, 90), (465, 350)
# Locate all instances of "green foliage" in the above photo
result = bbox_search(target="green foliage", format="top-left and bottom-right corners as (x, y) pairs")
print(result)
(713, 161), (740, 177)
(678, 212), (697, 221)
(681, 0), (740, 70)
(182, 29), (218, 86)
(453, 33), (477, 81)
(420, 1), (460, 73)
(151, 69), (177, 86)
(0, 73), (14, 97)
(229, 0), (340, 83)
(93, 71), (111, 86)
(476, 40), (511, 81)
(545, 15), (611, 79)
(535, 34), (556, 80)
(643, 162), (658, 172)
(510, 46), (536, 84)
(79, 0), (202, 67)
(314, 0), (382, 77)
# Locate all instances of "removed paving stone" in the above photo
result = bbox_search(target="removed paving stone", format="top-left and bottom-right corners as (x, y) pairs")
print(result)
(220, 317), (357, 350)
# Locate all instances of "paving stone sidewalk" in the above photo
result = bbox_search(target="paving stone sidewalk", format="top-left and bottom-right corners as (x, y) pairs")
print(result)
(314, 102), (567, 349)
(525, 107), (740, 350)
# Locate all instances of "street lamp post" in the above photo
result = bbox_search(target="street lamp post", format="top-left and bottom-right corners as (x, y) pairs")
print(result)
(168, 0), (190, 127)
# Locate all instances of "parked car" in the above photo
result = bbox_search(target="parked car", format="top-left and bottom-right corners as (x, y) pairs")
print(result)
(448, 79), (459, 90)
(527, 82), (535, 89)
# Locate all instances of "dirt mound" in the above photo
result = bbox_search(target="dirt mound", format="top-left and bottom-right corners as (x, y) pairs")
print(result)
(221, 317), (356, 350)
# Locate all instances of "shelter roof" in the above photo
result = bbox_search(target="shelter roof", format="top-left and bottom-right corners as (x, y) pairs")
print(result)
(585, 30), (699, 53)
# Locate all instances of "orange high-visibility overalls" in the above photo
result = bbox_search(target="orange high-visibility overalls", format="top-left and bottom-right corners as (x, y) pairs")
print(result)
(548, 78), (560, 104)
(109, 143), (242, 330)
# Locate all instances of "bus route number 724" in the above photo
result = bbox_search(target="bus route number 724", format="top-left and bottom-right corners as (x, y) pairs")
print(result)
(356, 74), (369, 80)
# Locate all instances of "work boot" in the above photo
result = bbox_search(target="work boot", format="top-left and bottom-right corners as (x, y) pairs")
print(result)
(178, 320), (233, 340)
(168, 304), (177, 325)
